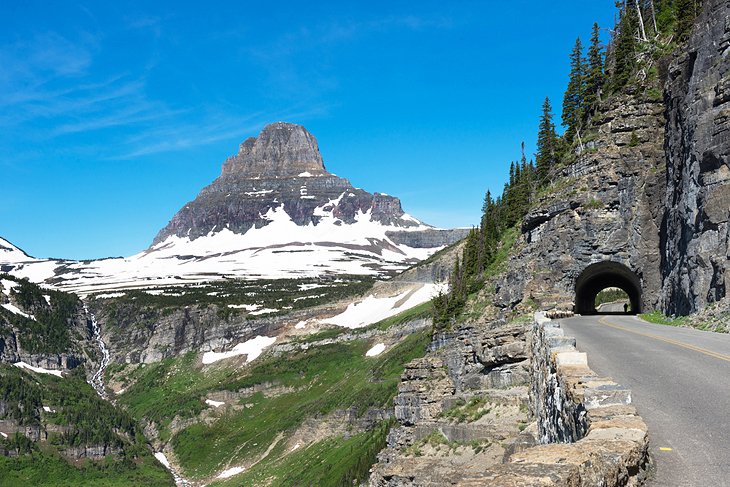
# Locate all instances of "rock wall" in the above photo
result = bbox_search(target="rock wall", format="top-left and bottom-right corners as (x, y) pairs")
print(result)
(455, 313), (649, 486)
(662, 0), (730, 315)
(369, 311), (651, 486)
(0, 279), (92, 372)
(490, 1), (730, 318)
(369, 318), (533, 486)
(90, 300), (307, 364)
(495, 84), (667, 313)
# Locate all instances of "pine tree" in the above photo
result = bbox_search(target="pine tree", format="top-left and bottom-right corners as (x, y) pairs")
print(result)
(675, 0), (699, 41)
(584, 23), (605, 119)
(536, 97), (558, 185)
(654, 0), (675, 33)
(562, 37), (586, 143)
(611, 3), (638, 92)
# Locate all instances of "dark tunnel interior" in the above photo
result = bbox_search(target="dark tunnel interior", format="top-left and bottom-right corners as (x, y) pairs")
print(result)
(574, 261), (642, 315)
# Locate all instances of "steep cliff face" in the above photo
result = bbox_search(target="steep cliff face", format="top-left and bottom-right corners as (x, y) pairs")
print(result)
(494, 84), (667, 312)
(0, 275), (93, 371)
(370, 317), (532, 485)
(153, 122), (428, 244)
(488, 1), (730, 318)
(662, 0), (730, 315)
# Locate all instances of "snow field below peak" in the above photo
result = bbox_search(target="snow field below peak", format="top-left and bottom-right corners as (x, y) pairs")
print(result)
(0, 200), (446, 295)
(202, 335), (277, 365)
(13, 362), (63, 378)
(322, 282), (446, 329)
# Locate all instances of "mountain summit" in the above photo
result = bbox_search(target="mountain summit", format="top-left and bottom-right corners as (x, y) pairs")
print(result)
(222, 122), (327, 178)
(153, 122), (422, 245)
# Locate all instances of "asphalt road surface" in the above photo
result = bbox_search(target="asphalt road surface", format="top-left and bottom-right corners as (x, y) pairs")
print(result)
(559, 315), (730, 487)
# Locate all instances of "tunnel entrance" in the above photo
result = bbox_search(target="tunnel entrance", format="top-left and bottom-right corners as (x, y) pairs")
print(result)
(575, 261), (642, 315)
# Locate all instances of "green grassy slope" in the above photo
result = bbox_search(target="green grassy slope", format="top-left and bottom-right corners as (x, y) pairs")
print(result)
(112, 321), (431, 483)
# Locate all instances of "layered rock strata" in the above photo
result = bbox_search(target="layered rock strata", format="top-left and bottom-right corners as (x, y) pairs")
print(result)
(153, 122), (465, 246)
(369, 319), (533, 486)
(456, 313), (649, 486)
(662, 0), (730, 315)
(495, 84), (667, 313)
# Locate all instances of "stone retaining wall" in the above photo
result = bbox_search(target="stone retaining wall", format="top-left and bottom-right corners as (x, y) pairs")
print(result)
(459, 312), (651, 485)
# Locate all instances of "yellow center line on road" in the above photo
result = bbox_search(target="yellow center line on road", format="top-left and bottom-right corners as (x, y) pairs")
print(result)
(597, 316), (730, 364)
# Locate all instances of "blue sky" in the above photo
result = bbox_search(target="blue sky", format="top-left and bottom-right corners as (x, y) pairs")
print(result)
(1, 1), (616, 259)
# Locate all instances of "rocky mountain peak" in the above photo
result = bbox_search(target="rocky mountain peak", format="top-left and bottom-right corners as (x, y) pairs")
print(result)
(221, 122), (327, 178)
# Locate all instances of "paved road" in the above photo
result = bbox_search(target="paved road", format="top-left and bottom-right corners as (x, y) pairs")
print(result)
(559, 315), (730, 487)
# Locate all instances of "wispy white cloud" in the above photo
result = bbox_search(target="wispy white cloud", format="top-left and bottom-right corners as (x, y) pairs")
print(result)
(111, 102), (331, 159)
(0, 28), (314, 161)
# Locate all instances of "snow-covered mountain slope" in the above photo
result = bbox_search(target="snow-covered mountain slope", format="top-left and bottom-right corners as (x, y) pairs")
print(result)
(1, 205), (453, 295)
(0, 122), (468, 295)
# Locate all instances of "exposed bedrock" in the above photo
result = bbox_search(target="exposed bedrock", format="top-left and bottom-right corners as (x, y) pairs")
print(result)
(662, 0), (730, 315)
(153, 122), (424, 245)
(495, 84), (667, 313)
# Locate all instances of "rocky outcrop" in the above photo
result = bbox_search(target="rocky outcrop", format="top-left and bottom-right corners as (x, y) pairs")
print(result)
(153, 122), (425, 245)
(0, 277), (92, 372)
(369, 318), (532, 486)
(494, 82), (667, 313)
(91, 300), (295, 364)
(662, 0), (730, 315)
(426, 313), (650, 486)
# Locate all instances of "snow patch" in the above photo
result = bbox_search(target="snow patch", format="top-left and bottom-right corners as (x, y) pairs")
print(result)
(298, 171), (313, 177)
(217, 466), (245, 479)
(298, 283), (326, 291)
(249, 307), (277, 316)
(205, 399), (225, 408)
(42, 406), (56, 413)
(322, 283), (445, 329)
(94, 292), (126, 299)
(13, 362), (63, 378)
(227, 303), (260, 311)
(1, 303), (34, 320)
(294, 320), (307, 329)
(154, 452), (171, 469)
(366, 343), (386, 357)
(0, 432), (7, 438)
(202, 336), (277, 364)
(0, 279), (18, 294)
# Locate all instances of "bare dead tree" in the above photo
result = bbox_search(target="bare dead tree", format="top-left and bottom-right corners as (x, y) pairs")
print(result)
(635, 0), (648, 41)
(648, 0), (658, 34)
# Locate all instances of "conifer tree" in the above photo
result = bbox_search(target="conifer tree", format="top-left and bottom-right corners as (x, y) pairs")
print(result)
(536, 97), (558, 185)
(654, 0), (675, 33)
(584, 23), (605, 119)
(611, 3), (638, 92)
(675, 0), (699, 41)
(562, 37), (586, 143)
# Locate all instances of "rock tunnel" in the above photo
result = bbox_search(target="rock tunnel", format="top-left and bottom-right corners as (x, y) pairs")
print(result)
(574, 261), (642, 315)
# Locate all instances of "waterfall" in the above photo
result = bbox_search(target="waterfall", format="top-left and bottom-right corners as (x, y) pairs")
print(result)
(86, 306), (110, 399)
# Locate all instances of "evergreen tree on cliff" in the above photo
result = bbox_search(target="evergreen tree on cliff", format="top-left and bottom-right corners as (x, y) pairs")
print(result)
(675, 0), (700, 41)
(536, 97), (558, 185)
(562, 37), (586, 143)
(584, 23), (605, 119)
(610, 3), (638, 92)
